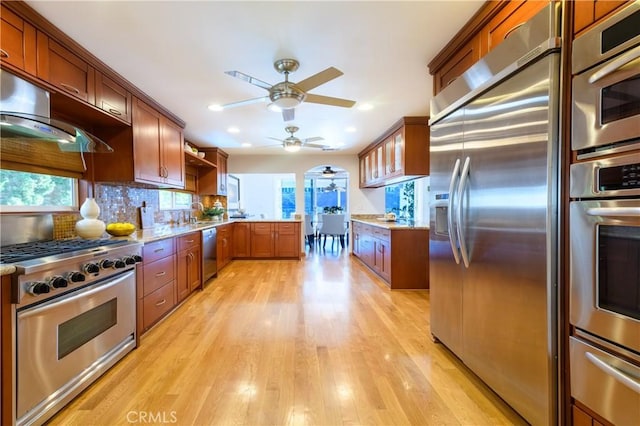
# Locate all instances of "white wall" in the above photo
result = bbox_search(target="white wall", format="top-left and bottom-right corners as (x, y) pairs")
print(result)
(228, 154), (385, 216)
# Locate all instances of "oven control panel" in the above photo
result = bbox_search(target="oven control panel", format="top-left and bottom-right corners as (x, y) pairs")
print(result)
(13, 244), (143, 307)
(599, 162), (639, 191)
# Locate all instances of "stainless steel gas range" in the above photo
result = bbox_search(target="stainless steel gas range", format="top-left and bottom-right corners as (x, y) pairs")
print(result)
(1, 235), (142, 426)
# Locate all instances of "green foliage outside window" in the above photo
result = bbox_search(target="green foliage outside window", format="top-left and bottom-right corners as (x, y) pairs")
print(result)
(0, 169), (75, 207)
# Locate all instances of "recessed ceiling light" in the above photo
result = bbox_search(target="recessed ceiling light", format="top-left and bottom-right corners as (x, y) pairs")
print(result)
(241, 143), (252, 148)
(227, 127), (240, 134)
(208, 104), (224, 111)
(345, 126), (357, 133)
(357, 103), (373, 111)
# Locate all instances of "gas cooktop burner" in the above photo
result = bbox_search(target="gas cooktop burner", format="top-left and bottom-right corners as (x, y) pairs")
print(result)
(0, 238), (130, 265)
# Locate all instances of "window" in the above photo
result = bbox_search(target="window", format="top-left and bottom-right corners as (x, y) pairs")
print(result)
(385, 180), (415, 220)
(0, 169), (77, 211)
(280, 178), (296, 219)
(158, 190), (193, 210)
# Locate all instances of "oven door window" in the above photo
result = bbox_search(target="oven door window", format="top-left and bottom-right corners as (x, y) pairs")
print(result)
(597, 225), (640, 320)
(601, 75), (640, 125)
(58, 298), (117, 359)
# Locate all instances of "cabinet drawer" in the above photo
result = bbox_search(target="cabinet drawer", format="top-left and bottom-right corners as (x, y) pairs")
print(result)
(143, 238), (175, 264)
(373, 227), (390, 241)
(277, 223), (297, 234)
(143, 254), (175, 296)
(143, 281), (175, 329)
(177, 232), (200, 251)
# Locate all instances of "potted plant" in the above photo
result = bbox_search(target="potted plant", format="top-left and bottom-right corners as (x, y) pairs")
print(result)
(323, 206), (344, 214)
(202, 206), (225, 221)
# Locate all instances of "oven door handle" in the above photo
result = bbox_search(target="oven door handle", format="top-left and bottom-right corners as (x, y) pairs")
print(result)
(586, 207), (640, 217)
(586, 352), (640, 394)
(588, 46), (640, 84)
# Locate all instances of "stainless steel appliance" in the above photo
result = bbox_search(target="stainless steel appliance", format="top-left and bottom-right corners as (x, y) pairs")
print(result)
(1, 235), (142, 426)
(429, 4), (560, 424)
(202, 227), (217, 282)
(571, 2), (640, 159)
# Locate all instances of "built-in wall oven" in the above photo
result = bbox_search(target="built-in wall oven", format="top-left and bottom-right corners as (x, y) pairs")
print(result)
(571, 1), (640, 159)
(569, 3), (640, 424)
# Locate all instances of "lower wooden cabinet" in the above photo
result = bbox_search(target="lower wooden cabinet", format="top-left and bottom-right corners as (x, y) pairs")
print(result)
(250, 222), (300, 258)
(233, 222), (251, 257)
(176, 232), (201, 302)
(217, 223), (233, 270)
(1, 275), (11, 426)
(352, 221), (429, 289)
(140, 237), (176, 332)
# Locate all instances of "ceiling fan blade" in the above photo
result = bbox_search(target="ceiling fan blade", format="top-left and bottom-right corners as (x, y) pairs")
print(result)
(282, 108), (295, 122)
(224, 71), (272, 91)
(304, 143), (329, 149)
(305, 94), (356, 108)
(303, 137), (324, 143)
(220, 96), (269, 109)
(267, 137), (285, 143)
(296, 67), (343, 92)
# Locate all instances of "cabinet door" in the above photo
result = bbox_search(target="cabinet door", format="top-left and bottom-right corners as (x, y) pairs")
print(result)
(133, 98), (163, 185)
(217, 226), (232, 269)
(161, 118), (185, 188)
(41, 38), (95, 103)
(393, 131), (404, 175)
(188, 247), (201, 293)
(0, 5), (36, 74)
(374, 239), (391, 282)
(217, 152), (228, 195)
(251, 223), (274, 257)
(275, 223), (299, 258)
(594, 0), (629, 21)
(95, 71), (131, 123)
(433, 34), (481, 94)
(233, 222), (251, 257)
(176, 250), (190, 302)
(359, 156), (366, 187)
(480, 0), (547, 55)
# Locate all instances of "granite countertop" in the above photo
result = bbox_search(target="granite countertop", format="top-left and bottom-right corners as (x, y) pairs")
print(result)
(350, 217), (429, 230)
(1, 265), (16, 276)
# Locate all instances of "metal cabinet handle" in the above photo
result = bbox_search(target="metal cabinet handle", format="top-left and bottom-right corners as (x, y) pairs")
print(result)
(589, 46), (640, 84)
(585, 352), (640, 393)
(456, 157), (471, 268)
(0, 49), (9, 58)
(155, 271), (166, 277)
(155, 299), (167, 307)
(108, 108), (122, 116)
(447, 158), (462, 265)
(154, 248), (165, 253)
(586, 207), (640, 217)
(60, 83), (80, 95)
(185, 239), (194, 243)
(503, 22), (525, 40)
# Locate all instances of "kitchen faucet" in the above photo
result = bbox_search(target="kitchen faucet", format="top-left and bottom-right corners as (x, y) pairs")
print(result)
(191, 202), (204, 223)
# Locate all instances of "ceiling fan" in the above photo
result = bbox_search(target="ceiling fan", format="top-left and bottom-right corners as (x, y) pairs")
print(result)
(221, 58), (356, 121)
(323, 179), (346, 192)
(322, 166), (338, 177)
(268, 126), (328, 152)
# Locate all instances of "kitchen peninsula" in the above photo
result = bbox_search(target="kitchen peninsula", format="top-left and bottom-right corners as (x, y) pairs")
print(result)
(351, 217), (429, 289)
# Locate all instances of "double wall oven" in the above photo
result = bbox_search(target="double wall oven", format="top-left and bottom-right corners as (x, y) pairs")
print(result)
(1, 217), (142, 426)
(569, 3), (640, 425)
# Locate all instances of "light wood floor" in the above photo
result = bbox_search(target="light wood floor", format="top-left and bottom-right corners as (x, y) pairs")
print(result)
(48, 250), (526, 426)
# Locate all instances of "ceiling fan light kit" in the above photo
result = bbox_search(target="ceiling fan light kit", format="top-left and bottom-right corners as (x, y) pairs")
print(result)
(222, 58), (355, 122)
(322, 166), (337, 177)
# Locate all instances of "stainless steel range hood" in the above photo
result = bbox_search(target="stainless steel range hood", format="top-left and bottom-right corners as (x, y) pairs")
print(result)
(0, 70), (113, 153)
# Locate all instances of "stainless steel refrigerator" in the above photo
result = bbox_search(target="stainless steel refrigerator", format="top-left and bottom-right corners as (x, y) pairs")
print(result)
(429, 4), (560, 425)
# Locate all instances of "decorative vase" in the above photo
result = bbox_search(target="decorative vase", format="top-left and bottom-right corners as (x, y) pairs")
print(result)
(76, 198), (106, 239)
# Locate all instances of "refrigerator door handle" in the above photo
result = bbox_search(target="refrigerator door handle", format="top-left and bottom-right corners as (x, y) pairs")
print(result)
(456, 156), (471, 268)
(447, 158), (462, 264)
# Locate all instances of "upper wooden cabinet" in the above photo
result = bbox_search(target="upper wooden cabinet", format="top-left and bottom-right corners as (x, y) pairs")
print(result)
(573, 0), (630, 35)
(95, 71), (132, 123)
(91, 97), (185, 189)
(198, 148), (229, 196)
(358, 117), (430, 188)
(428, 1), (548, 96)
(0, 4), (37, 75)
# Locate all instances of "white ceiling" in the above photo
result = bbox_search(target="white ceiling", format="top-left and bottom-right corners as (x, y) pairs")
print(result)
(26, 1), (483, 156)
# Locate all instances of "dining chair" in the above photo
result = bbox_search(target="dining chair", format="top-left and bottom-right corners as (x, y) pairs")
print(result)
(304, 214), (315, 246)
(318, 214), (347, 249)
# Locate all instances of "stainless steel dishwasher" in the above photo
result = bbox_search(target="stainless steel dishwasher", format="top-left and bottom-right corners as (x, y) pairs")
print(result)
(202, 227), (217, 283)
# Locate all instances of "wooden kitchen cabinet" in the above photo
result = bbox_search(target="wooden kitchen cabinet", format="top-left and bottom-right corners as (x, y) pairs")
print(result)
(250, 222), (300, 259)
(95, 70), (132, 123)
(176, 232), (201, 302)
(233, 222), (251, 258)
(573, 0), (629, 35)
(1, 275), (11, 426)
(216, 223), (233, 270)
(351, 221), (429, 289)
(140, 238), (177, 332)
(0, 4), (37, 75)
(132, 97), (185, 188)
(37, 37), (95, 104)
(358, 117), (429, 188)
(428, 1), (549, 96)
(198, 148), (229, 195)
